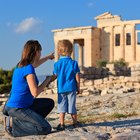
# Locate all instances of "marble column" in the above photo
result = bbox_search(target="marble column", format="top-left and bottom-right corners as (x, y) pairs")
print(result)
(131, 24), (136, 61)
(71, 40), (75, 60)
(78, 44), (84, 69)
(54, 40), (59, 62)
(110, 26), (114, 61)
(121, 25), (125, 59)
(101, 28), (104, 59)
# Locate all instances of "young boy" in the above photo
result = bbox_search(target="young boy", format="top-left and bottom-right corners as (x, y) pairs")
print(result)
(53, 39), (80, 131)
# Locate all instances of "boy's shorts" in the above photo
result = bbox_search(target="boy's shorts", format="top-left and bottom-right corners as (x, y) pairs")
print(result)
(58, 91), (77, 114)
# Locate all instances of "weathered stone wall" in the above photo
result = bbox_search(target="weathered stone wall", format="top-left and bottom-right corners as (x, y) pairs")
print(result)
(45, 64), (140, 97)
(80, 64), (131, 80)
(96, 12), (140, 63)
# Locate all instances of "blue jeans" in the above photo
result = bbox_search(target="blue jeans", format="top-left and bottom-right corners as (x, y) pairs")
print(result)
(3, 98), (54, 137)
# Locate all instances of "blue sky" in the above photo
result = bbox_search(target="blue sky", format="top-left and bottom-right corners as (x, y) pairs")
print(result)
(0, 0), (140, 76)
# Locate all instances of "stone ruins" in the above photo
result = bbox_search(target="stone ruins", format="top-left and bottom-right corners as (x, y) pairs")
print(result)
(52, 12), (140, 69)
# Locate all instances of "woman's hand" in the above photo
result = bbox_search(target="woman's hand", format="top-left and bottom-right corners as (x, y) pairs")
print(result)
(46, 75), (57, 87)
(27, 74), (55, 98)
(45, 76), (52, 87)
(48, 52), (54, 60)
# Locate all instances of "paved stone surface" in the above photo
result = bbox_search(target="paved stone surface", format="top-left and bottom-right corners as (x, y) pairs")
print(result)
(0, 92), (140, 140)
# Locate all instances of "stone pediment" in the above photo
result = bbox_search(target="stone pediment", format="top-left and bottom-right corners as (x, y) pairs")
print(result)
(95, 12), (121, 20)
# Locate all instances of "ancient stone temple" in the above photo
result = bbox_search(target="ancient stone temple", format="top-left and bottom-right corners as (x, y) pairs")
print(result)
(52, 12), (140, 68)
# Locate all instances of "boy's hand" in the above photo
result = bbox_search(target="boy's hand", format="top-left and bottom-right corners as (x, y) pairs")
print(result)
(76, 89), (81, 95)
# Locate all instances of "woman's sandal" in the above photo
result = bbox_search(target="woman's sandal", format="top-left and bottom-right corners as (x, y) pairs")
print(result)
(4, 116), (13, 137)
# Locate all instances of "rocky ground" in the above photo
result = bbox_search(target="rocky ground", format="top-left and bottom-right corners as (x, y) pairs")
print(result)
(0, 89), (140, 140)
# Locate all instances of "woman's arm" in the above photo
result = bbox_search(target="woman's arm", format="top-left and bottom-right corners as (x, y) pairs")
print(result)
(33, 52), (54, 68)
(45, 74), (57, 87)
(26, 74), (52, 97)
(48, 74), (57, 83)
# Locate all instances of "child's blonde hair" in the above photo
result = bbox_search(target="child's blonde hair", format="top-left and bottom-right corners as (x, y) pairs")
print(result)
(57, 40), (73, 56)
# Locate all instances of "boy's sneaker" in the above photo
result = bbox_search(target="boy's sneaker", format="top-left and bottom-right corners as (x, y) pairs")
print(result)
(56, 124), (65, 131)
(73, 121), (81, 128)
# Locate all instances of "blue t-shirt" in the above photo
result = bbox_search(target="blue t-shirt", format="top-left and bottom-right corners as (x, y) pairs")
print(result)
(53, 56), (80, 94)
(6, 64), (38, 108)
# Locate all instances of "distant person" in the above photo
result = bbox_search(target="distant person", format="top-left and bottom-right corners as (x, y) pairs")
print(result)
(2, 40), (55, 137)
(50, 39), (80, 131)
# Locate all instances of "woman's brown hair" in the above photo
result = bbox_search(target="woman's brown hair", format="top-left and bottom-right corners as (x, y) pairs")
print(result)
(18, 40), (42, 67)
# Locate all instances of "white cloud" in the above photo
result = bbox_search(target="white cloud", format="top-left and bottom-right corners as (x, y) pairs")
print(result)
(15, 17), (43, 34)
(87, 2), (94, 7)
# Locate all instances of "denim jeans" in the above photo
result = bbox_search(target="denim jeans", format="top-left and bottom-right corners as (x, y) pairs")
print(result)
(3, 98), (54, 137)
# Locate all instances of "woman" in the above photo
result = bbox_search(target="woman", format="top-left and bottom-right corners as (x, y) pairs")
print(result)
(2, 40), (55, 137)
